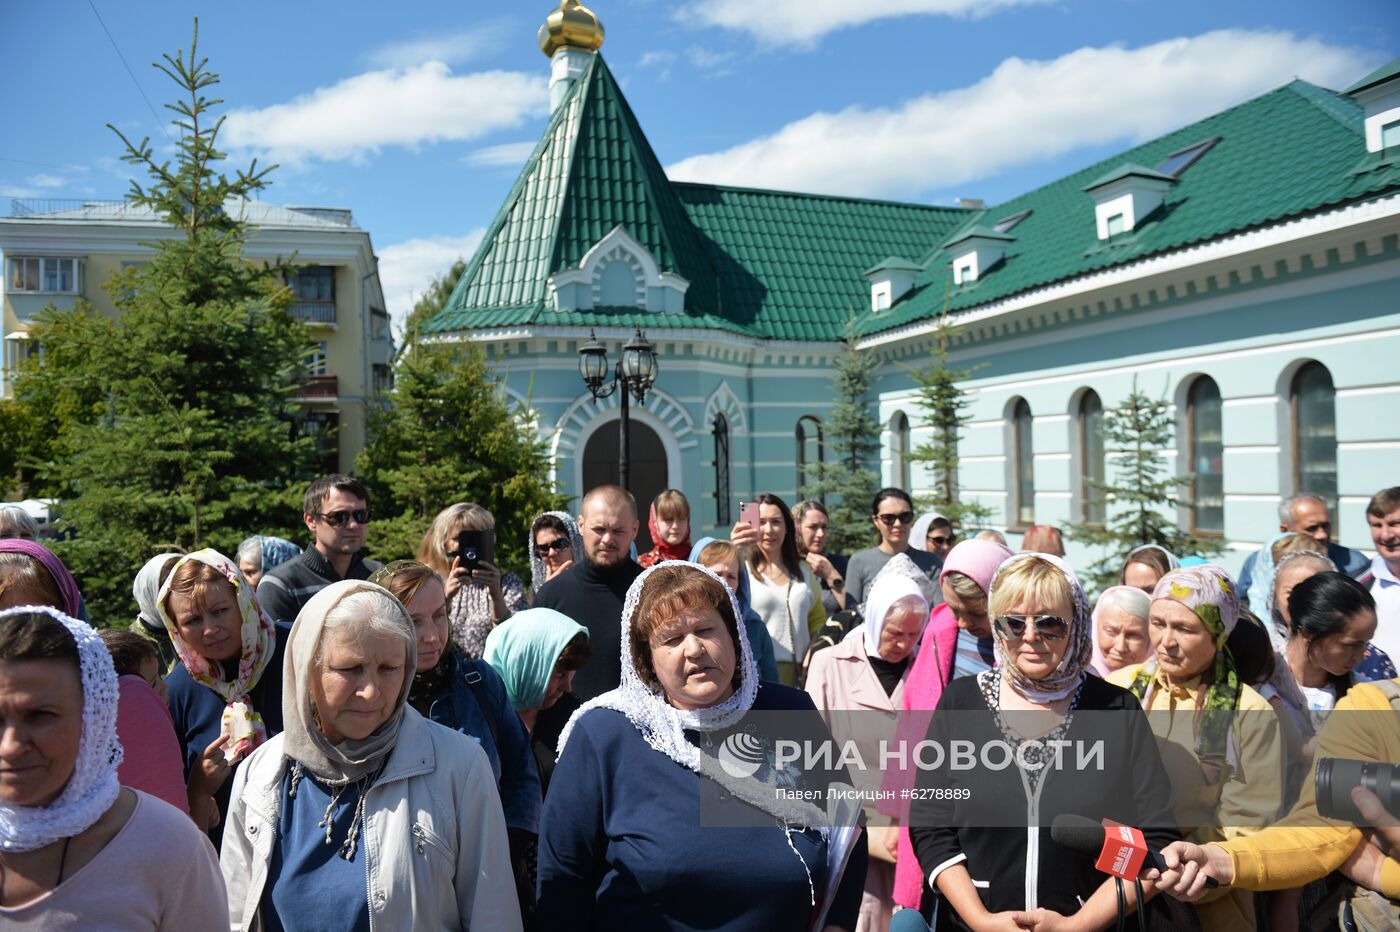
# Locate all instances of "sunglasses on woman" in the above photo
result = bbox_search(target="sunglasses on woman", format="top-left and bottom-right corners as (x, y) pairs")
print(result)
(993, 614), (1070, 641)
(875, 511), (915, 526)
(534, 538), (572, 557)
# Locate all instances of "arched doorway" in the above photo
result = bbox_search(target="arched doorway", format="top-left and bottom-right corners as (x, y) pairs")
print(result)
(582, 420), (668, 552)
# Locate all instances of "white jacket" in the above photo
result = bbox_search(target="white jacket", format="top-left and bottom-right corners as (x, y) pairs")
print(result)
(221, 706), (523, 931)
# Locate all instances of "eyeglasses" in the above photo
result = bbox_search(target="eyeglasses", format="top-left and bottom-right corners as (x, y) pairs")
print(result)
(534, 538), (572, 557)
(876, 511), (915, 526)
(994, 614), (1070, 642)
(927, 535), (953, 547)
(315, 509), (371, 527)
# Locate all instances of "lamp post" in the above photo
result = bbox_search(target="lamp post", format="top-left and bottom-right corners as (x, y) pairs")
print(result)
(578, 328), (658, 492)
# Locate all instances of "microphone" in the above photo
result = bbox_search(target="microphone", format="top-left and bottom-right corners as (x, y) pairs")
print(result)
(1050, 814), (1219, 889)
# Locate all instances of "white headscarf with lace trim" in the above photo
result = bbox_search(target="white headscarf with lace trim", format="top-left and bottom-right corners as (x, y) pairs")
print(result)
(0, 606), (123, 852)
(860, 553), (932, 657)
(529, 511), (585, 593)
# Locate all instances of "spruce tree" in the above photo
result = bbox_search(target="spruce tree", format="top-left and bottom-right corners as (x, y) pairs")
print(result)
(800, 319), (882, 554)
(10, 21), (313, 623)
(356, 337), (564, 581)
(1069, 378), (1224, 593)
(401, 258), (466, 345)
(905, 314), (992, 531)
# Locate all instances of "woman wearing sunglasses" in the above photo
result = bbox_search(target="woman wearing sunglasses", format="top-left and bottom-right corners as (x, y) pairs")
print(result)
(904, 553), (1184, 931)
(1109, 565), (1283, 932)
(845, 489), (944, 610)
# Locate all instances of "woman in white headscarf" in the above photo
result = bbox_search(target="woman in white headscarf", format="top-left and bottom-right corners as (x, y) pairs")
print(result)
(807, 554), (931, 932)
(220, 580), (522, 931)
(538, 562), (868, 931)
(131, 552), (180, 672)
(908, 554), (1183, 930)
(529, 511), (584, 594)
(0, 606), (225, 926)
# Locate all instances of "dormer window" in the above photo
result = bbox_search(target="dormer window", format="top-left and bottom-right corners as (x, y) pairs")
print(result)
(1384, 118), (1400, 149)
(941, 226), (1015, 285)
(864, 256), (921, 312)
(1154, 137), (1219, 177)
(546, 225), (689, 313)
(1083, 164), (1177, 241)
(1345, 56), (1400, 155)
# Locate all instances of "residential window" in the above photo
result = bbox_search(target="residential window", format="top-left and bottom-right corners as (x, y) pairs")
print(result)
(1383, 119), (1400, 150)
(1186, 376), (1224, 534)
(713, 414), (731, 526)
(1105, 214), (1126, 238)
(2, 334), (40, 396)
(303, 341), (329, 377)
(1078, 390), (1106, 525)
(1012, 398), (1034, 526)
(7, 257), (81, 294)
(1292, 362), (1337, 516)
(890, 411), (911, 490)
(291, 266), (335, 302)
(956, 262), (974, 283)
(796, 416), (824, 498)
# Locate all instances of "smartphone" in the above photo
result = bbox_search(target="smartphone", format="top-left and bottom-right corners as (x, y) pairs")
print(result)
(739, 501), (760, 531)
(449, 530), (493, 572)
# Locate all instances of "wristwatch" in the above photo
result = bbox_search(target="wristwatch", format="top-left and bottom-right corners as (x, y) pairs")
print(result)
(831, 577), (845, 592)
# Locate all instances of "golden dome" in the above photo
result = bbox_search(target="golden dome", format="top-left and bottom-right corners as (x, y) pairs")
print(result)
(538, 0), (605, 57)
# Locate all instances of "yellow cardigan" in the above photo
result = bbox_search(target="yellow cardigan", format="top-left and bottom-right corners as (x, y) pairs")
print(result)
(1216, 679), (1400, 898)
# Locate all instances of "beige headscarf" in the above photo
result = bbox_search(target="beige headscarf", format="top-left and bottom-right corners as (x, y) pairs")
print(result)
(282, 580), (417, 786)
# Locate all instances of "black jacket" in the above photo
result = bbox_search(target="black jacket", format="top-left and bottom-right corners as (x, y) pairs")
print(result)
(532, 558), (642, 701)
(256, 545), (382, 623)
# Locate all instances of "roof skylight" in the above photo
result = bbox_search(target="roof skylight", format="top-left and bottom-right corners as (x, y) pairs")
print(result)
(1155, 137), (1220, 177)
(993, 209), (1032, 233)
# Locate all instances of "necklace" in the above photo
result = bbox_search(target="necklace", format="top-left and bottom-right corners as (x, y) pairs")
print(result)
(0, 836), (73, 905)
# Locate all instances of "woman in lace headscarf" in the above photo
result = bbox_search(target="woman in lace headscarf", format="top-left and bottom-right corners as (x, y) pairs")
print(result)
(528, 511), (583, 594)
(0, 606), (225, 925)
(220, 580), (522, 931)
(539, 562), (868, 931)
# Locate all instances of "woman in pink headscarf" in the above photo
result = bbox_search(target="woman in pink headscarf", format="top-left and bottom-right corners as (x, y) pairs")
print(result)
(885, 537), (1014, 912)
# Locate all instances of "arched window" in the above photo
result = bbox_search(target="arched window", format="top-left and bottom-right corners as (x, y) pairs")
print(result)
(713, 414), (731, 526)
(890, 411), (911, 490)
(1292, 362), (1337, 514)
(796, 416), (823, 498)
(1012, 399), (1034, 526)
(1078, 390), (1106, 525)
(1186, 377), (1224, 534)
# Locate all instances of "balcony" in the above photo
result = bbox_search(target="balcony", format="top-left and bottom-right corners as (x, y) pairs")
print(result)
(294, 375), (338, 399)
(289, 300), (336, 324)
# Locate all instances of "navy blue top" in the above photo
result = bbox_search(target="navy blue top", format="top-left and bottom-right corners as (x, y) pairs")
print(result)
(412, 655), (543, 833)
(537, 682), (867, 931)
(166, 623), (288, 846)
(261, 767), (371, 932)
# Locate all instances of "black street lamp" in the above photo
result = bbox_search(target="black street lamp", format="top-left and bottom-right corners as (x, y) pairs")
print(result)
(578, 328), (658, 492)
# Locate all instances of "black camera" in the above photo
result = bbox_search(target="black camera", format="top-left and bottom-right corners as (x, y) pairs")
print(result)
(1315, 757), (1400, 824)
(446, 530), (492, 572)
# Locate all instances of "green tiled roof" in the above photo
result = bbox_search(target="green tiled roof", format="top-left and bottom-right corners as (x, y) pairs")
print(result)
(1082, 163), (1177, 190)
(1345, 56), (1400, 95)
(856, 79), (1400, 337)
(865, 256), (924, 274)
(430, 62), (1397, 344)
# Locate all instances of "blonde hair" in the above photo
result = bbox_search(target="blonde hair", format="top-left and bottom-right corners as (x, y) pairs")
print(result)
(697, 540), (737, 565)
(943, 570), (988, 603)
(1270, 531), (1325, 564)
(989, 556), (1073, 619)
(417, 503), (494, 576)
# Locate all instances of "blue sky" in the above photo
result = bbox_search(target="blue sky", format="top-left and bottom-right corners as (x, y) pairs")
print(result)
(4, 0), (1394, 329)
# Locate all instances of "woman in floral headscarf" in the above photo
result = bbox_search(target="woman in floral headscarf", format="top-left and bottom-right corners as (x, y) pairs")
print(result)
(159, 548), (286, 840)
(1109, 565), (1283, 932)
(907, 554), (1183, 931)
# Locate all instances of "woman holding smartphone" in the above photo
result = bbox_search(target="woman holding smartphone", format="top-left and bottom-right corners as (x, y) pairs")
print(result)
(740, 494), (826, 686)
(418, 503), (527, 658)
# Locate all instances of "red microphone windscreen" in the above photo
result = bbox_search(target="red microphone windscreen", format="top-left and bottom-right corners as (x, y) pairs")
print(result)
(1095, 819), (1149, 880)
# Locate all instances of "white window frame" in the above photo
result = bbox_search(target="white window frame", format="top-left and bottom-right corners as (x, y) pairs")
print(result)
(1105, 214), (1127, 238)
(1383, 119), (1400, 150)
(6, 257), (83, 295)
(304, 340), (329, 376)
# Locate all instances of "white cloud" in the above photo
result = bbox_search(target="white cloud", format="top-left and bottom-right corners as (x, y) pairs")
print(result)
(223, 63), (549, 165)
(377, 232), (485, 334)
(682, 0), (1049, 47)
(364, 24), (511, 69)
(27, 174), (67, 189)
(666, 30), (1373, 199)
(466, 141), (538, 167)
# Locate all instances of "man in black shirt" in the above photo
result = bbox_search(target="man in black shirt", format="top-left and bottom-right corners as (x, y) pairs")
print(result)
(257, 474), (383, 622)
(534, 485), (643, 700)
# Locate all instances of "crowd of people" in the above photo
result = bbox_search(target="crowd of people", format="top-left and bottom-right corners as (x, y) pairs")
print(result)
(0, 480), (1396, 930)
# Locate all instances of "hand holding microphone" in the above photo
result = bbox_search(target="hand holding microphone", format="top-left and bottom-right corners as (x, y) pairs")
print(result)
(1049, 815), (1226, 899)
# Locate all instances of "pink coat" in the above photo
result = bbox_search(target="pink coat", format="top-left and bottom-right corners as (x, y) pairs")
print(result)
(888, 604), (959, 910)
(115, 675), (189, 814)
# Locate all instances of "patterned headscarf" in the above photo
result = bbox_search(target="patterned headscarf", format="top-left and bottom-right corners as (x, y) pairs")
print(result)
(988, 552), (1094, 701)
(157, 549), (277, 759)
(1247, 532), (1300, 620)
(639, 502), (692, 567)
(1130, 565), (1243, 778)
(0, 539), (85, 620)
(862, 554), (931, 658)
(0, 606), (122, 852)
(256, 536), (301, 574)
(529, 511), (584, 593)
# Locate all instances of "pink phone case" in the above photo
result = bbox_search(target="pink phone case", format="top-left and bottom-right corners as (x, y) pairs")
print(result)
(739, 501), (760, 529)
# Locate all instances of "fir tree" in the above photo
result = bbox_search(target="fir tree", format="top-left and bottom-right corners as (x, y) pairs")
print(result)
(401, 258), (466, 345)
(1069, 378), (1224, 593)
(356, 338), (564, 581)
(905, 311), (992, 531)
(800, 319), (882, 554)
(10, 21), (314, 623)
